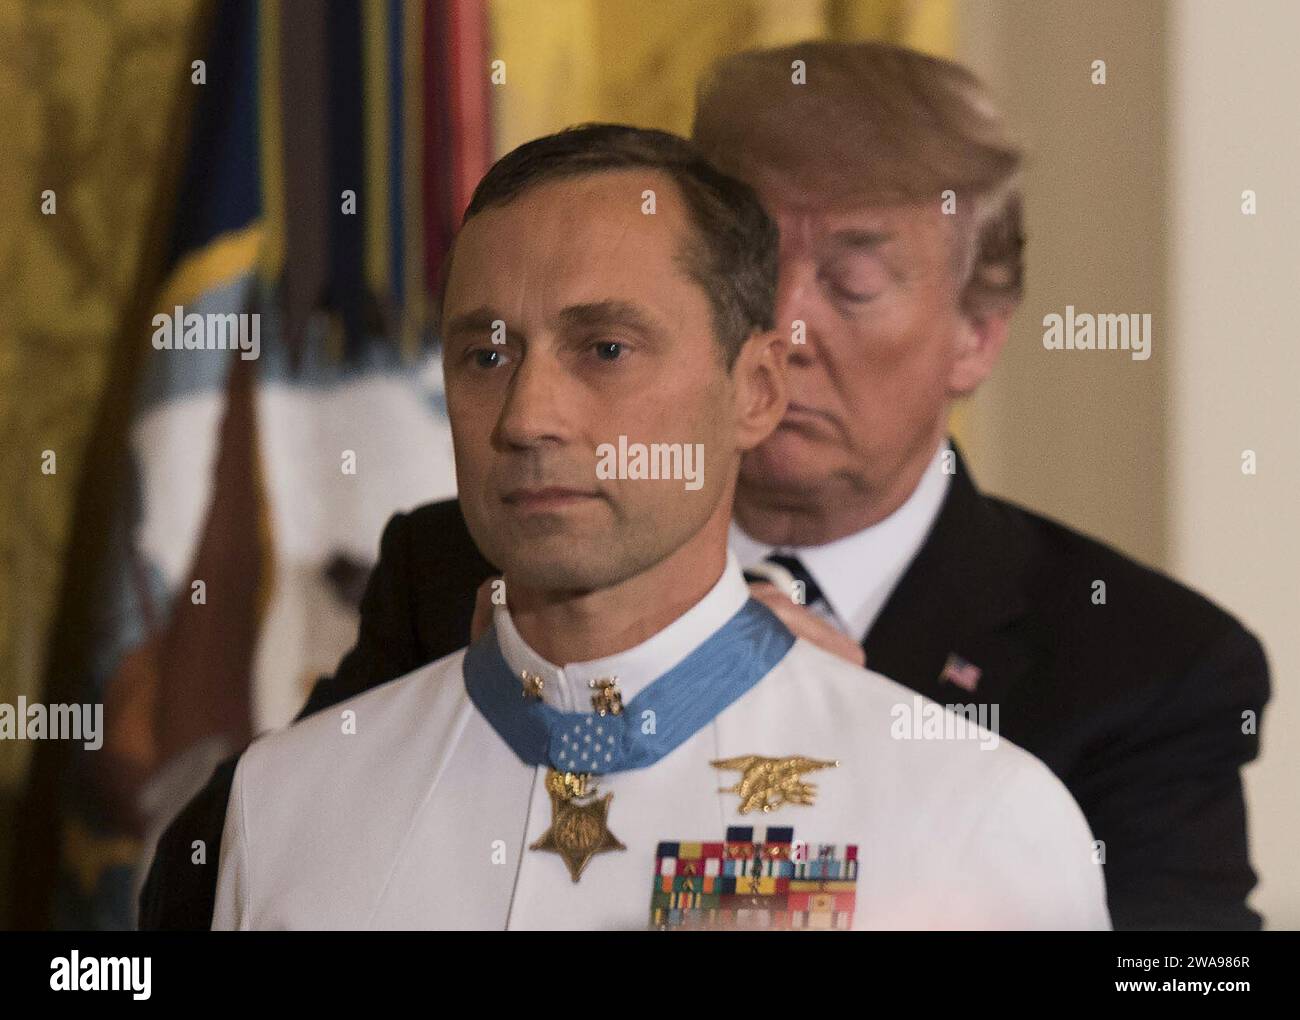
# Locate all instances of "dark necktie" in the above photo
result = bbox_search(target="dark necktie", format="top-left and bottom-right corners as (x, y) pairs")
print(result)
(744, 553), (826, 609)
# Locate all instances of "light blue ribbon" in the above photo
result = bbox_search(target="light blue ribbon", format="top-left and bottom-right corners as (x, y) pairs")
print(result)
(464, 599), (795, 775)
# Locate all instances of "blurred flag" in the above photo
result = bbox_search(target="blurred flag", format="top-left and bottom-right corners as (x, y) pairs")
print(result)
(53, 0), (490, 929)
(939, 653), (983, 694)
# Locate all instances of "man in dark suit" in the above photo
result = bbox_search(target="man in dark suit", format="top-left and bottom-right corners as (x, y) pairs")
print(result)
(141, 41), (1269, 930)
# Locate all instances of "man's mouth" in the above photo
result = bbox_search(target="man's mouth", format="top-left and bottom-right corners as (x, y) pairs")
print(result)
(783, 402), (836, 425)
(501, 486), (603, 512)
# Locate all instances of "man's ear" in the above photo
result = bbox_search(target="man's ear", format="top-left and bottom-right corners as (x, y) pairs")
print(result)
(948, 305), (1012, 396)
(732, 329), (789, 452)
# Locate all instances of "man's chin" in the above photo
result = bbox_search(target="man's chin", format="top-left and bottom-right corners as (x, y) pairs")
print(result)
(742, 433), (838, 492)
(499, 548), (627, 594)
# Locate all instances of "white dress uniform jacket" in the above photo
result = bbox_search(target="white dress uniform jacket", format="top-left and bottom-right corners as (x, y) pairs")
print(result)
(213, 555), (1110, 930)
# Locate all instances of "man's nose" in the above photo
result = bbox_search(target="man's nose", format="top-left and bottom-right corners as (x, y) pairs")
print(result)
(494, 349), (571, 449)
(774, 260), (822, 366)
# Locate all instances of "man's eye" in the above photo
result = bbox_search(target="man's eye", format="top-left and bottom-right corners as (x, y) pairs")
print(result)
(828, 279), (877, 304)
(471, 348), (506, 369)
(820, 263), (882, 305)
(593, 340), (625, 361)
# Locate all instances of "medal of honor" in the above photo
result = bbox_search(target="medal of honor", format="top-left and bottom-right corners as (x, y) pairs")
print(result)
(529, 769), (625, 882)
(463, 598), (799, 886)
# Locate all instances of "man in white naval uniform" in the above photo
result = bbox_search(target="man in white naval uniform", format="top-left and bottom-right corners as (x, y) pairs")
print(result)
(213, 124), (1109, 931)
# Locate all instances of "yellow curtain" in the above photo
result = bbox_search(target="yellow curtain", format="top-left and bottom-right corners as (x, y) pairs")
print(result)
(0, 0), (203, 929)
(0, 0), (201, 782)
(490, 0), (953, 147)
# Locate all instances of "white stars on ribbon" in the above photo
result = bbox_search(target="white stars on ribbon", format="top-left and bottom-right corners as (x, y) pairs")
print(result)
(555, 716), (617, 769)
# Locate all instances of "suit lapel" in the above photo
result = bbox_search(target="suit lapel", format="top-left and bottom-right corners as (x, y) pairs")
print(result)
(863, 443), (1040, 711)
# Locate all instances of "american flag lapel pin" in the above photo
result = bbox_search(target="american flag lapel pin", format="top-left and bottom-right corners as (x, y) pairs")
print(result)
(939, 653), (982, 693)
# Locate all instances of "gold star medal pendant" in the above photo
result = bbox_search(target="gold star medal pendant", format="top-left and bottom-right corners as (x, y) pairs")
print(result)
(529, 769), (625, 882)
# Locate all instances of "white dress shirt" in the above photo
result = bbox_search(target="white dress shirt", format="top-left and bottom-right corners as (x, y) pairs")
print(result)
(730, 440), (951, 640)
(213, 551), (1109, 930)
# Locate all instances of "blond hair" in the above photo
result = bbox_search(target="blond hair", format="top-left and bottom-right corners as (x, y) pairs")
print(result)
(693, 40), (1024, 317)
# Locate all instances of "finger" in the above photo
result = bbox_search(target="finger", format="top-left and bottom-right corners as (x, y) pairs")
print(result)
(747, 582), (865, 668)
(746, 581), (783, 605)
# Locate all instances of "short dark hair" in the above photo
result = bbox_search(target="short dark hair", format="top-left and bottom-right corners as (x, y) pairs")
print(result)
(450, 123), (778, 366)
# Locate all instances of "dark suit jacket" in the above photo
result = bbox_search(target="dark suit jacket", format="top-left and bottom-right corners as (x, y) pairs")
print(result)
(139, 447), (1269, 929)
